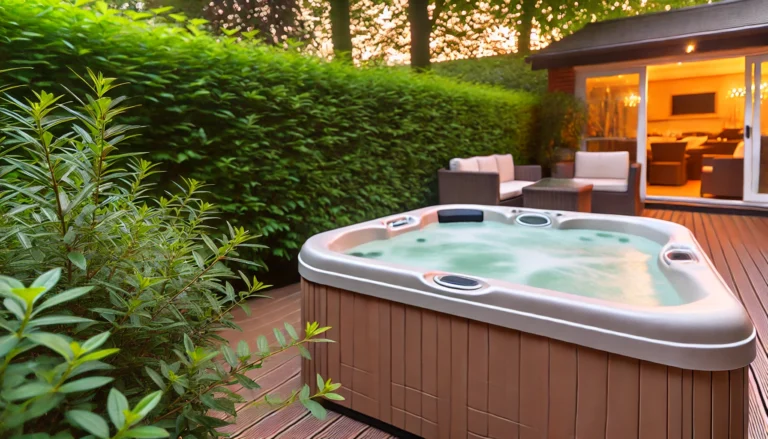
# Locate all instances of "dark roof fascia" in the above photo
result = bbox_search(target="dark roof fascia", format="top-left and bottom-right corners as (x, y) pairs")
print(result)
(528, 25), (768, 70)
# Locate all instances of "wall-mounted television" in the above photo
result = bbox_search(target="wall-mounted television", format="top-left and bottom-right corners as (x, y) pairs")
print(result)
(671, 92), (716, 115)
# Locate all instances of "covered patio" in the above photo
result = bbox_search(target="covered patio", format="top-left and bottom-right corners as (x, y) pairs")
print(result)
(222, 208), (768, 439)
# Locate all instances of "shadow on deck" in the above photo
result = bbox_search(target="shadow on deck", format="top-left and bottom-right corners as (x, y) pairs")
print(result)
(220, 208), (768, 439)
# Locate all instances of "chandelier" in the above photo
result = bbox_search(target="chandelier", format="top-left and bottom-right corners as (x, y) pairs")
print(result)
(728, 82), (768, 100)
(623, 93), (641, 107)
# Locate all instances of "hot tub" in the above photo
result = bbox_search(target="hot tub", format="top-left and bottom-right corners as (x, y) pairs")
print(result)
(299, 205), (756, 439)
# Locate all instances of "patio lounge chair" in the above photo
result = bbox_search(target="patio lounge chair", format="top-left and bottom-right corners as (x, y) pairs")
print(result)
(553, 151), (642, 216)
(700, 141), (744, 199)
(438, 154), (542, 206)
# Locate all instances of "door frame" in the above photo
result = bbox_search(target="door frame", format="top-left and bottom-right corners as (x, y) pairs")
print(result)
(744, 55), (768, 203)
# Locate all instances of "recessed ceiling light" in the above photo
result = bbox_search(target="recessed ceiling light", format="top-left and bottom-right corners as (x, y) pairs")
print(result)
(686, 43), (695, 53)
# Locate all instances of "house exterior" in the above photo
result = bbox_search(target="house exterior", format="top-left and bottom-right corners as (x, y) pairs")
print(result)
(527, 0), (768, 206)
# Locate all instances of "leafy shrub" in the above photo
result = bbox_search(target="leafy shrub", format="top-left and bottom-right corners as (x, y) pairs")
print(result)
(0, 0), (538, 270)
(0, 71), (339, 438)
(432, 55), (548, 94)
(533, 92), (588, 169)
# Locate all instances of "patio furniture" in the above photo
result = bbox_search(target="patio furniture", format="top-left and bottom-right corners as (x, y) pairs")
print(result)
(700, 142), (744, 198)
(648, 142), (688, 186)
(553, 151), (642, 216)
(586, 139), (638, 162)
(522, 178), (593, 212)
(438, 154), (542, 206)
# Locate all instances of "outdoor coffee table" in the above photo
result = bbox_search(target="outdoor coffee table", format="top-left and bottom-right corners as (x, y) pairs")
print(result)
(522, 178), (593, 212)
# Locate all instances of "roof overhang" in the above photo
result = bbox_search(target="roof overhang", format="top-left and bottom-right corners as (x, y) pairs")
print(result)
(528, 25), (768, 70)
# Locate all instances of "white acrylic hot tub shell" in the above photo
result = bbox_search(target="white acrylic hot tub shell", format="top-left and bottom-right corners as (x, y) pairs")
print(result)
(298, 205), (756, 371)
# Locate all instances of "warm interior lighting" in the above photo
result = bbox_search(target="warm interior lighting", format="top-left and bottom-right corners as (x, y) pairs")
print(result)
(677, 62), (682, 65)
(685, 43), (696, 53)
(728, 82), (768, 100)
(623, 93), (641, 107)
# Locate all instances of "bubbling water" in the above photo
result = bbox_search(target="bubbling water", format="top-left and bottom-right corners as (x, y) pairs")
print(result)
(346, 221), (682, 306)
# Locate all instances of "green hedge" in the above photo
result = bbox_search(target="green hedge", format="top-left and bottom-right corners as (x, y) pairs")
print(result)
(432, 55), (548, 93)
(0, 0), (537, 266)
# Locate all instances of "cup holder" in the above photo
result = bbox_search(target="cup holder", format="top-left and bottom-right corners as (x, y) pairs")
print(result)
(663, 249), (698, 264)
(515, 213), (552, 227)
(434, 275), (483, 291)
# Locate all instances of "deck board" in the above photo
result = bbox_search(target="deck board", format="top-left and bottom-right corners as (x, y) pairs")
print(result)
(226, 209), (768, 438)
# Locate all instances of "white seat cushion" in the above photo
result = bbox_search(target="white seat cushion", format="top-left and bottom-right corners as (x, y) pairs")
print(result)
(572, 178), (628, 193)
(450, 158), (479, 172)
(499, 180), (534, 200)
(702, 165), (714, 173)
(476, 156), (499, 173)
(493, 154), (515, 182)
(575, 151), (630, 180)
(733, 141), (745, 158)
(682, 136), (709, 150)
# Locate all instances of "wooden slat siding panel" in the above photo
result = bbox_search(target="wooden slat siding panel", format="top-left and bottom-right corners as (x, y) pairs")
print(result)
(390, 303), (406, 429)
(682, 370), (693, 439)
(748, 369), (768, 439)
(519, 333), (549, 439)
(404, 306), (422, 436)
(468, 321), (489, 436)
(339, 289), (355, 405)
(606, 354), (639, 439)
(668, 367), (682, 439)
(436, 314), (452, 439)
(577, 348), (609, 439)
(421, 311), (438, 436)
(317, 284), (327, 393)
(729, 367), (745, 439)
(450, 317), (469, 438)
(351, 295), (379, 418)
(301, 279), (308, 391)
(327, 288), (342, 405)
(693, 371), (712, 439)
(548, 340), (577, 439)
(378, 299), (391, 424)
(488, 326), (519, 439)
(712, 371), (730, 439)
(639, 361), (668, 439)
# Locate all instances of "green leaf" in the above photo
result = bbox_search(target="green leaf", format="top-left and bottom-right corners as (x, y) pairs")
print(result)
(0, 334), (18, 357)
(27, 332), (73, 360)
(3, 297), (25, 320)
(221, 345), (237, 367)
(273, 328), (286, 347)
(298, 384), (310, 401)
(66, 410), (109, 438)
(3, 382), (53, 400)
(236, 340), (249, 358)
(297, 345), (311, 360)
(316, 374), (324, 392)
(145, 367), (164, 390)
(27, 315), (92, 328)
(30, 268), (61, 301)
(183, 334), (194, 353)
(324, 393), (345, 401)
(107, 388), (129, 429)
(124, 426), (169, 438)
(256, 335), (268, 354)
(34, 286), (92, 315)
(234, 373), (260, 390)
(301, 399), (327, 420)
(82, 332), (110, 353)
(67, 251), (87, 270)
(284, 322), (299, 340)
(80, 348), (120, 362)
(132, 390), (163, 420)
(58, 376), (114, 393)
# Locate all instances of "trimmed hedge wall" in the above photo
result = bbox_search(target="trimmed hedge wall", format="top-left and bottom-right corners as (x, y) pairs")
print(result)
(432, 55), (548, 93)
(0, 0), (537, 265)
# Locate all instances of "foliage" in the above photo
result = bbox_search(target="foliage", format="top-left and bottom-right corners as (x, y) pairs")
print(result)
(532, 92), (588, 168)
(0, 71), (340, 437)
(0, 0), (538, 265)
(432, 55), (547, 94)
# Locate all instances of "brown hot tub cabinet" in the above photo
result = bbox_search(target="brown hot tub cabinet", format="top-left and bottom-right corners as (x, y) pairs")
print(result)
(299, 206), (755, 439)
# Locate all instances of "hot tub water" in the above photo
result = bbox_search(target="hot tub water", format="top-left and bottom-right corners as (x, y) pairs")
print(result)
(347, 221), (682, 306)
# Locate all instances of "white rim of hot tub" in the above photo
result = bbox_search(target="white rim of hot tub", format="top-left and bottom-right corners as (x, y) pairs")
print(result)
(298, 205), (756, 371)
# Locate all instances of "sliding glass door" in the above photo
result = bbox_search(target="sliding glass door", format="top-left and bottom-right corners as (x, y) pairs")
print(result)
(745, 56), (768, 203)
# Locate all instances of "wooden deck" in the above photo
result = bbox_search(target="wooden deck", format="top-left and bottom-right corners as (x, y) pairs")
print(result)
(222, 208), (768, 438)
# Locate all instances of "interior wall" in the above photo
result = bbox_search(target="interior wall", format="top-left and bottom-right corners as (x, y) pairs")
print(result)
(647, 73), (744, 135)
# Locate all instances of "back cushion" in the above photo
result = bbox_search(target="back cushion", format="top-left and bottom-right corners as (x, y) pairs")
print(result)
(575, 151), (630, 180)
(476, 156), (499, 173)
(681, 136), (708, 150)
(733, 141), (745, 159)
(450, 158), (479, 172)
(494, 154), (515, 182)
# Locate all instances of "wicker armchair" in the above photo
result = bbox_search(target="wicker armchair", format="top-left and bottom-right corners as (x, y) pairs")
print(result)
(700, 155), (743, 198)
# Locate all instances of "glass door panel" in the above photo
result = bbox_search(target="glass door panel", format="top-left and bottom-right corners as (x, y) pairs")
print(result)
(745, 57), (768, 202)
(584, 74), (640, 161)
